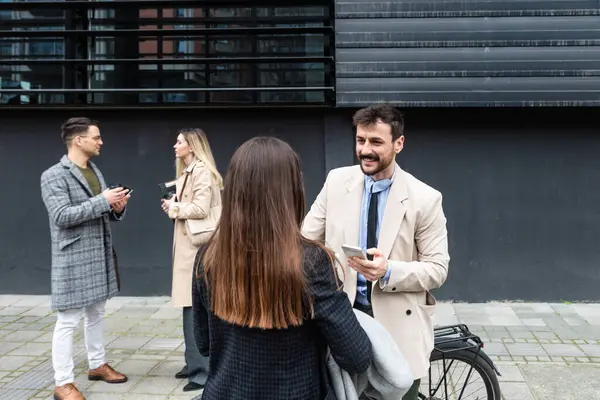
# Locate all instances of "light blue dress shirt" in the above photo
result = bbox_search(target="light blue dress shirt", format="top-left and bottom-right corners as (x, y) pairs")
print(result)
(355, 167), (395, 305)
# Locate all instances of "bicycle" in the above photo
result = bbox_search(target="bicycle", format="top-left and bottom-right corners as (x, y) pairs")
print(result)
(418, 324), (502, 400)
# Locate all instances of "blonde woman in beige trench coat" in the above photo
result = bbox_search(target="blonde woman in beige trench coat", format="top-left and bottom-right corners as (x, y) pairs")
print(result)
(160, 128), (223, 393)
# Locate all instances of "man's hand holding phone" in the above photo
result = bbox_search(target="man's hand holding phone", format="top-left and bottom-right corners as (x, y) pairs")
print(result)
(343, 244), (388, 281)
(104, 186), (131, 213)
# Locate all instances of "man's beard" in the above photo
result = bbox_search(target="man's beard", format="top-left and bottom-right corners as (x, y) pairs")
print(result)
(85, 148), (100, 158)
(358, 153), (393, 176)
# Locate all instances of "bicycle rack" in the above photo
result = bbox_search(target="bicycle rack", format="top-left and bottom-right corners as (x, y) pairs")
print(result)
(433, 324), (484, 353)
(421, 324), (499, 399)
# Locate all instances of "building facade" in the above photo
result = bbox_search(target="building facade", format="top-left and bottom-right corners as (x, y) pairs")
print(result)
(1, 0), (599, 302)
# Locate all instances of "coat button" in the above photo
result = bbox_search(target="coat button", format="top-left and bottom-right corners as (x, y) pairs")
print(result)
(183, 231), (187, 236)
(406, 309), (412, 316)
(392, 287), (397, 291)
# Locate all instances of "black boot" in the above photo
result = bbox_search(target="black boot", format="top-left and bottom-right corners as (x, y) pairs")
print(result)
(175, 365), (189, 379)
(183, 382), (204, 392)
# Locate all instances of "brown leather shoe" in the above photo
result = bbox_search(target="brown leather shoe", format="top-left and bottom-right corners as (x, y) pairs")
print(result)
(53, 383), (85, 400)
(88, 363), (128, 384)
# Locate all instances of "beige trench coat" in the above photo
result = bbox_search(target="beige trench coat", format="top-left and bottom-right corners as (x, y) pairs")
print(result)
(168, 161), (221, 307)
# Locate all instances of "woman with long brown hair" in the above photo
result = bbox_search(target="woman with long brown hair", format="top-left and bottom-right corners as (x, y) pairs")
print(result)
(192, 136), (372, 400)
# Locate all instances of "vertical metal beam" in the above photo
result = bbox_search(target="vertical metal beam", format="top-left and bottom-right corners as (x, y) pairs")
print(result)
(64, 0), (88, 104)
(157, 7), (164, 104)
(63, 3), (76, 104)
(114, 6), (139, 104)
(204, 5), (210, 105)
(250, 6), (258, 104)
(324, 3), (335, 106)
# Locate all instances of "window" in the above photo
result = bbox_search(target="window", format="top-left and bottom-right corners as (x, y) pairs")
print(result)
(0, 2), (65, 105)
(28, 40), (64, 56)
(0, 0), (335, 107)
(0, 43), (11, 56)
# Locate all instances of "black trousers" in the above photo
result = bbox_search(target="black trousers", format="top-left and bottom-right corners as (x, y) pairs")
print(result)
(353, 301), (374, 317)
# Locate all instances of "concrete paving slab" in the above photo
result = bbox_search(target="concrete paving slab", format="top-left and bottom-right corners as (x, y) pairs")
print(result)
(542, 343), (586, 357)
(496, 364), (526, 383)
(521, 363), (600, 400)
(0, 295), (598, 400)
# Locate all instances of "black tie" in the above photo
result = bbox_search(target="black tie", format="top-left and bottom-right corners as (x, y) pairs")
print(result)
(366, 189), (379, 304)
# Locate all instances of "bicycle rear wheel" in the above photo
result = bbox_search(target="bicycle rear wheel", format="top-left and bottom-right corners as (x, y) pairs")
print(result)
(419, 348), (501, 400)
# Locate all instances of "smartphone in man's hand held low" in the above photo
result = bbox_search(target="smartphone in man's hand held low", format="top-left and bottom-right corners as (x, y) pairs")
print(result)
(341, 244), (367, 260)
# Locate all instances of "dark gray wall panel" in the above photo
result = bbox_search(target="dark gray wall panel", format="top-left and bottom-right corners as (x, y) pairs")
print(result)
(334, 0), (600, 106)
(336, 17), (600, 47)
(337, 77), (600, 106)
(1, 108), (600, 302)
(0, 110), (330, 297)
(336, 0), (600, 18)
(337, 47), (600, 78)
(399, 110), (600, 302)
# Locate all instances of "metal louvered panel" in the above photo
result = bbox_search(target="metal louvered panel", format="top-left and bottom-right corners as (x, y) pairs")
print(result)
(334, 0), (600, 107)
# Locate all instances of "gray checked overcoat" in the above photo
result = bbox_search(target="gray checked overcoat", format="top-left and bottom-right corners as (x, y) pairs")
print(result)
(40, 155), (125, 311)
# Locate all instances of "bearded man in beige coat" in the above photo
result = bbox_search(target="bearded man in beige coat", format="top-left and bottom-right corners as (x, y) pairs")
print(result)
(302, 103), (450, 400)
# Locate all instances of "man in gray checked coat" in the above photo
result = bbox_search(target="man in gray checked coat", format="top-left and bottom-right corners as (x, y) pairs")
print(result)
(40, 117), (130, 400)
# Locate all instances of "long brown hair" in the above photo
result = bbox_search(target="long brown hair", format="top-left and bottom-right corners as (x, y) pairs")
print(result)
(202, 136), (315, 329)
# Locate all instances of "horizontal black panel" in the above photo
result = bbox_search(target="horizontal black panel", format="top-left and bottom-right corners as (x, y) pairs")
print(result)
(337, 40), (600, 49)
(338, 76), (600, 91)
(336, 0), (600, 18)
(337, 47), (600, 63)
(337, 47), (600, 77)
(0, 16), (331, 29)
(0, 67), (333, 105)
(0, 57), (334, 65)
(0, 26), (333, 38)
(0, 87), (333, 93)
(337, 16), (600, 32)
(0, 0), (331, 10)
(336, 76), (600, 106)
(0, 87), (334, 108)
(336, 96), (600, 107)
(336, 17), (600, 48)
(337, 70), (600, 79)
(0, 66), (330, 82)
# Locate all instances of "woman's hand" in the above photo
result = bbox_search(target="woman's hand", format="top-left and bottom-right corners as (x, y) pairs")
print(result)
(161, 195), (176, 214)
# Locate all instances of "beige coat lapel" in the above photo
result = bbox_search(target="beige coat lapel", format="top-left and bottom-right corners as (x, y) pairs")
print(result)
(176, 161), (196, 201)
(378, 164), (409, 259)
(175, 173), (185, 201)
(343, 171), (364, 247)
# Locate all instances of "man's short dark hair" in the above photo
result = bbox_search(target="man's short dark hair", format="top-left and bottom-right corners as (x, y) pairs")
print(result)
(352, 103), (404, 141)
(61, 117), (99, 145)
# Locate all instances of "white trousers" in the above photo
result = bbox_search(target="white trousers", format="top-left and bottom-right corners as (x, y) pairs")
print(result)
(52, 300), (107, 387)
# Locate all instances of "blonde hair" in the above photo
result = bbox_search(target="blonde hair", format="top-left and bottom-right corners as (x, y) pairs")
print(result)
(175, 128), (223, 188)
